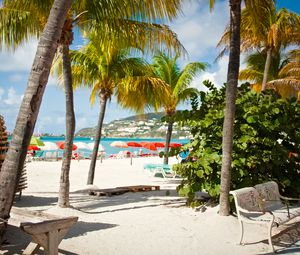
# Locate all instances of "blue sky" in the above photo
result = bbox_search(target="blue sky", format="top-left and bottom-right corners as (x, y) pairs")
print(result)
(0, 0), (299, 135)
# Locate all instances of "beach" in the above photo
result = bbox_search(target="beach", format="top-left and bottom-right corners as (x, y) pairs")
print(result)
(1, 156), (299, 255)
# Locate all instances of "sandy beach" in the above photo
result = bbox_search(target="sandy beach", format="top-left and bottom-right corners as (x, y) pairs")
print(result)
(1, 156), (299, 255)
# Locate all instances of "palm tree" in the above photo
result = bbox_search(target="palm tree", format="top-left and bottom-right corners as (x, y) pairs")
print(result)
(217, 0), (242, 216)
(210, 0), (275, 216)
(239, 49), (300, 98)
(1, 0), (185, 207)
(267, 49), (300, 99)
(218, 4), (300, 90)
(0, 0), (72, 237)
(150, 52), (206, 164)
(68, 36), (171, 185)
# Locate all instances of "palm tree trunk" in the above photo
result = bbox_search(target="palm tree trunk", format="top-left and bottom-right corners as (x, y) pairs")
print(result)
(261, 47), (272, 91)
(87, 93), (107, 185)
(163, 120), (173, 165)
(0, 0), (71, 230)
(219, 0), (241, 216)
(58, 44), (75, 207)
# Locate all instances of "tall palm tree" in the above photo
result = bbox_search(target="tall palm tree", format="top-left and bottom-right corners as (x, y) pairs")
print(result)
(210, 0), (275, 216)
(68, 36), (171, 185)
(218, 4), (300, 90)
(239, 49), (300, 98)
(0, 0), (185, 207)
(0, 0), (72, 237)
(150, 52), (206, 164)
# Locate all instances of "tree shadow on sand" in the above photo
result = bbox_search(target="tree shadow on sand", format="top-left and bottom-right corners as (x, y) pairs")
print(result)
(14, 194), (58, 208)
(66, 220), (118, 238)
(70, 188), (186, 214)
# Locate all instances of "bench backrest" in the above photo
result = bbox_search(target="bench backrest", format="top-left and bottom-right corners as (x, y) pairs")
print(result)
(254, 181), (283, 210)
(230, 187), (261, 212)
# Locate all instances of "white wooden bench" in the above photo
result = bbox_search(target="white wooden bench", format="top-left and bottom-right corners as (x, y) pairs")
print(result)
(7, 207), (78, 255)
(230, 181), (300, 252)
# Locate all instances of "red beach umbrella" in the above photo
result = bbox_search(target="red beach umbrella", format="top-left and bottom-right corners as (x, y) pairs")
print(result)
(153, 142), (165, 148)
(169, 143), (182, 148)
(127, 141), (142, 147)
(57, 142), (77, 151)
(141, 142), (157, 151)
(28, 145), (40, 151)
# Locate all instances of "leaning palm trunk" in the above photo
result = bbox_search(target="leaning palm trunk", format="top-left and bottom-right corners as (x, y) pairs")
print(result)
(0, 0), (72, 233)
(219, 0), (241, 216)
(261, 47), (273, 91)
(58, 44), (76, 207)
(163, 121), (173, 164)
(87, 93), (108, 185)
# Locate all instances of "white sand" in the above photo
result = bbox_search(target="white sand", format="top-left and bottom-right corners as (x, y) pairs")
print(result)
(2, 157), (299, 255)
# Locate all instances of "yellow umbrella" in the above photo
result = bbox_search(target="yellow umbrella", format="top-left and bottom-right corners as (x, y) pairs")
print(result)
(30, 136), (45, 146)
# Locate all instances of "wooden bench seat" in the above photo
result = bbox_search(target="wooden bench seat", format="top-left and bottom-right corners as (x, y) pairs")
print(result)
(8, 207), (78, 255)
(230, 181), (300, 252)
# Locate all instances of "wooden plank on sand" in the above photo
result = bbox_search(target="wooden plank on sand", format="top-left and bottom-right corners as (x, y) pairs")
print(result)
(117, 185), (160, 192)
(89, 185), (160, 197)
(89, 188), (131, 197)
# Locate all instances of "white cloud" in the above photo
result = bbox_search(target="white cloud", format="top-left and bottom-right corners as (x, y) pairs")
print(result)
(0, 39), (38, 72)
(189, 55), (229, 91)
(3, 87), (23, 105)
(171, 1), (229, 61)
(0, 87), (23, 131)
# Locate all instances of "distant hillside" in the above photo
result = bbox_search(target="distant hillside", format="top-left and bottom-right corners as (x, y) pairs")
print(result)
(75, 112), (191, 139)
(120, 112), (165, 121)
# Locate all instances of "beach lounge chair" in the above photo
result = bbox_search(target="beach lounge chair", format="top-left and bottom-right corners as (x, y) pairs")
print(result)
(143, 163), (176, 178)
(155, 167), (175, 178)
(32, 150), (45, 161)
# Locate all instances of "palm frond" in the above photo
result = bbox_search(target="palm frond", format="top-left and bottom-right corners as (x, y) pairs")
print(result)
(217, 1), (300, 58)
(0, 7), (43, 50)
(177, 87), (200, 103)
(74, 0), (183, 24)
(88, 19), (186, 56)
(116, 76), (171, 111)
(239, 69), (263, 82)
(152, 52), (181, 89)
(267, 79), (300, 89)
(174, 62), (207, 95)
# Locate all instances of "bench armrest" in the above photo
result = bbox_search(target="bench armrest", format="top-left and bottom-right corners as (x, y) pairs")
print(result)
(237, 206), (273, 216)
(280, 195), (300, 201)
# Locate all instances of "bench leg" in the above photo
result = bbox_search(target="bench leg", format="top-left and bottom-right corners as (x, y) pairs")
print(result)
(238, 220), (244, 245)
(47, 230), (59, 255)
(267, 223), (274, 253)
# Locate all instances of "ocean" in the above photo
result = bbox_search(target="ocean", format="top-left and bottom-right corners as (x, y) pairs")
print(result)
(33, 136), (189, 156)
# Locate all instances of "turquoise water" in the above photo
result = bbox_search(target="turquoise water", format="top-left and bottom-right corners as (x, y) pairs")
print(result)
(35, 137), (189, 156)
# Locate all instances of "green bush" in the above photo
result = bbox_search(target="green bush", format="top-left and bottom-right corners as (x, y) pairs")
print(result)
(174, 81), (300, 203)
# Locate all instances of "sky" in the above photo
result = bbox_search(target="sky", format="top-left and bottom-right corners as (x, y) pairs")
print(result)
(0, 0), (299, 135)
